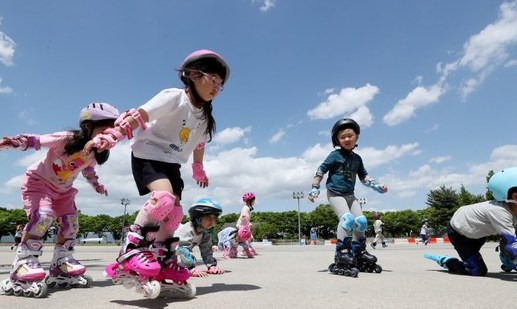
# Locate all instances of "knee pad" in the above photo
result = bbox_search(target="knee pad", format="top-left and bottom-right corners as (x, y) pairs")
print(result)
(354, 215), (368, 232)
(26, 211), (54, 238)
(162, 205), (184, 231)
(340, 213), (354, 231)
(464, 253), (488, 276)
(143, 191), (176, 222)
(57, 214), (79, 239)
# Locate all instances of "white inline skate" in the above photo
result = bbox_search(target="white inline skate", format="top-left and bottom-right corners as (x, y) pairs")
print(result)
(1, 239), (48, 298)
(104, 225), (162, 299)
(45, 239), (93, 288)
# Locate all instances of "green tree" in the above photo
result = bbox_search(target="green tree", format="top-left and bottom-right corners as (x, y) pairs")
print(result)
(425, 185), (459, 234)
(486, 170), (495, 200)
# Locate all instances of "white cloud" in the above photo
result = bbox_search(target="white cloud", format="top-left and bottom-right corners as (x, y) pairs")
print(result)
(0, 29), (15, 66)
(212, 126), (251, 145)
(429, 156), (451, 164)
(384, 1), (517, 125)
(269, 129), (285, 144)
(254, 0), (276, 12)
(307, 84), (379, 121)
(383, 84), (445, 126)
(0, 77), (13, 94)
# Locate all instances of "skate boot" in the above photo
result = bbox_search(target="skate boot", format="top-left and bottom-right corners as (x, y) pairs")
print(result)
(243, 248), (254, 258)
(45, 239), (92, 288)
(328, 237), (359, 277)
(370, 242), (377, 249)
(223, 247), (232, 259)
(1, 239), (48, 298)
(153, 238), (196, 299)
(424, 253), (452, 269)
(229, 247), (238, 259)
(382, 242), (388, 248)
(352, 238), (382, 273)
(104, 225), (161, 299)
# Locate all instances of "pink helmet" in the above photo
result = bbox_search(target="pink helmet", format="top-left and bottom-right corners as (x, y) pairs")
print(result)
(79, 103), (120, 125)
(237, 225), (252, 242)
(242, 192), (256, 203)
(179, 49), (230, 84)
(373, 212), (380, 220)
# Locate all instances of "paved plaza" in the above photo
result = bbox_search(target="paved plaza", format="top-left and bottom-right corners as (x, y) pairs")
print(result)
(0, 241), (515, 309)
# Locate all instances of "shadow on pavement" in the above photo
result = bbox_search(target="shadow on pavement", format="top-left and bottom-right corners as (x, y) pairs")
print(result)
(196, 282), (260, 295)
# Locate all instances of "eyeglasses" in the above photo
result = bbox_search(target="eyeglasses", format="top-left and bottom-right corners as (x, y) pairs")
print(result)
(197, 71), (224, 91)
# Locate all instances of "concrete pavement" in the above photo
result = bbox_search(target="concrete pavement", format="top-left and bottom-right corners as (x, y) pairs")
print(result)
(0, 242), (515, 309)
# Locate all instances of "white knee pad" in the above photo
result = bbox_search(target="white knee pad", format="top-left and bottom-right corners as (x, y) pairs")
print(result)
(143, 191), (176, 222)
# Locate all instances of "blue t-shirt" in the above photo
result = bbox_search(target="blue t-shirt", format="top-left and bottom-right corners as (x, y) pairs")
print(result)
(317, 149), (367, 195)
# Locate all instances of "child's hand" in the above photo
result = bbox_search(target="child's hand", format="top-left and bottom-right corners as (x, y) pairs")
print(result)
(189, 267), (208, 277)
(206, 266), (224, 275)
(0, 136), (27, 150)
(308, 188), (320, 202)
(94, 183), (108, 196)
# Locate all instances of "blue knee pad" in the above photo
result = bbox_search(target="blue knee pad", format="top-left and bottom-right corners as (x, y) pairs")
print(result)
(354, 215), (368, 232)
(464, 253), (488, 276)
(57, 214), (79, 239)
(340, 213), (354, 231)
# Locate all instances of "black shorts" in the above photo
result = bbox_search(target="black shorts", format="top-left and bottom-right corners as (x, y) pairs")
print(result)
(131, 152), (184, 199)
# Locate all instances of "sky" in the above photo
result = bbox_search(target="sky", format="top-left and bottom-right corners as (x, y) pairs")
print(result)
(1, 1), (517, 218)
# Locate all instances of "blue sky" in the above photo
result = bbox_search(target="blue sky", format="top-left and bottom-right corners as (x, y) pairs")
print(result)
(1, 1), (517, 218)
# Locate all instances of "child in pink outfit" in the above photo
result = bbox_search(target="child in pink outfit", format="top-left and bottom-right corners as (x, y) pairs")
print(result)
(0, 103), (119, 292)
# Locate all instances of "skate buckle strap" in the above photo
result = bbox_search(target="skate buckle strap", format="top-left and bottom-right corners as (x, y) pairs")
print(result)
(117, 247), (151, 263)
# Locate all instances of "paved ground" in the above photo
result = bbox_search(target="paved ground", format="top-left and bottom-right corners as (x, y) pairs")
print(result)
(0, 242), (515, 309)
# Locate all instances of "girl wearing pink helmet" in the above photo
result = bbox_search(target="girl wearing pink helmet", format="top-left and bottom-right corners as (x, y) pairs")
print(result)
(236, 192), (257, 258)
(0, 103), (119, 297)
(85, 50), (230, 298)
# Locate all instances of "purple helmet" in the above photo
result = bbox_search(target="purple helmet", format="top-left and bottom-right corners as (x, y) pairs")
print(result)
(79, 103), (120, 125)
(179, 49), (230, 84)
(242, 192), (256, 203)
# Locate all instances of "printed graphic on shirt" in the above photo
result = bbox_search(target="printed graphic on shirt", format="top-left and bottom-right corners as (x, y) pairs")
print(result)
(51, 152), (88, 184)
(337, 159), (360, 182)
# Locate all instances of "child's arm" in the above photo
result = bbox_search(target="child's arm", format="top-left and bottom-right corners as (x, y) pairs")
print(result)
(82, 166), (108, 196)
(83, 108), (148, 154)
(361, 176), (388, 193)
(0, 135), (40, 151)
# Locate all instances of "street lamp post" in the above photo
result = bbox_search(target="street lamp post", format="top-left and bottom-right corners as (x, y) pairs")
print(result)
(292, 191), (304, 245)
(358, 198), (367, 207)
(120, 198), (130, 237)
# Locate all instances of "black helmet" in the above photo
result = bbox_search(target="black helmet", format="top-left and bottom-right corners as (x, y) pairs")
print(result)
(331, 118), (360, 147)
(188, 198), (223, 227)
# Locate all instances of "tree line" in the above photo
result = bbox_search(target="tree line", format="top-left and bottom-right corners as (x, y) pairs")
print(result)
(0, 179), (493, 243)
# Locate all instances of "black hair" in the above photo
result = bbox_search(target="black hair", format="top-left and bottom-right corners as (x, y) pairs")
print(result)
(182, 58), (226, 142)
(63, 119), (115, 165)
(508, 187), (517, 200)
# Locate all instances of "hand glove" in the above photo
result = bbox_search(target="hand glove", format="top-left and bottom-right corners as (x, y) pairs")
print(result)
(189, 267), (208, 277)
(192, 162), (208, 186)
(308, 187), (320, 201)
(93, 183), (108, 196)
(364, 179), (387, 193)
(206, 266), (224, 275)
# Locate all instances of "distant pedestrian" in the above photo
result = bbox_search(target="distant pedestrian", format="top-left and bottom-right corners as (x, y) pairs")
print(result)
(419, 219), (429, 245)
(11, 224), (23, 250)
(310, 228), (317, 245)
(370, 212), (387, 249)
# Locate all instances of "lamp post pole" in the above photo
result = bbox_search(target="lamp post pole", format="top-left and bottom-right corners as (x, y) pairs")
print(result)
(120, 198), (130, 238)
(292, 191), (304, 245)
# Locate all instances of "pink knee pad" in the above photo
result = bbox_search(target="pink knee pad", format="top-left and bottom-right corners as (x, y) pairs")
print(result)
(162, 206), (184, 231)
(143, 191), (176, 222)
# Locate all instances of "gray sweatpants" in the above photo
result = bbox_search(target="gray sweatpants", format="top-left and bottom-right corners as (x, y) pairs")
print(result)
(327, 191), (365, 241)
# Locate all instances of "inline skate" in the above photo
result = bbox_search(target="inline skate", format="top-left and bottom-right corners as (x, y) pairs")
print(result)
(328, 238), (359, 277)
(1, 239), (48, 298)
(152, 237), (196, 299)
(352, 238), (382, 273)
(45, 239), (92, 288)
(104, 225), (162, 299)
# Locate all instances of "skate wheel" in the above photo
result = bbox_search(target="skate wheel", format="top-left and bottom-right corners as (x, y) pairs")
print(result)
(184, 282), (196, 299)
(14, 289), (23, 296)
(146, 280), (161, 299)
(34, 282), (48, 298)
(1, 279), (13, 295)
(328, 263), (336, 273)
(44, 275), (56, 288)
(374, 265), (383, 273)
(83, 275), (93, 288)
(350, 268), (358, 278)
(23, 290), (33, 297)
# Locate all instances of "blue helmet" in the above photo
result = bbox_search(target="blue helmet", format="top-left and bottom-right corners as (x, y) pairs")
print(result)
(488, 167), (517, 202)
(188, 197), (223, 224)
